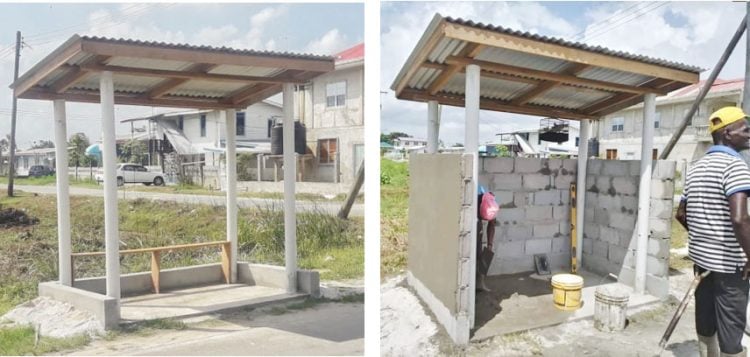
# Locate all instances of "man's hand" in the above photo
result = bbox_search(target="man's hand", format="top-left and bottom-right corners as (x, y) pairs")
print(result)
(487, 243), (493, 252)
(743, 261), (750, 280)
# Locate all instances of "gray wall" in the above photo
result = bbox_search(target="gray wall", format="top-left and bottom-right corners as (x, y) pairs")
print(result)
(478, 157), (578, 275)
(583, 159), (675, 297)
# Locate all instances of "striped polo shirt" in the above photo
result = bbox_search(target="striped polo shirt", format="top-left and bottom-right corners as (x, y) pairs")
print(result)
(682, 145), (750, 273)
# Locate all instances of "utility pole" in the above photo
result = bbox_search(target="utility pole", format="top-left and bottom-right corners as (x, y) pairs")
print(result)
(744, 2), (750, 113)
(8, 31), (20, 197)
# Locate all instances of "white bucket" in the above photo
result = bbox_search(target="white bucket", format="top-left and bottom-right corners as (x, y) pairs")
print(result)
(594, 285), (629, 332)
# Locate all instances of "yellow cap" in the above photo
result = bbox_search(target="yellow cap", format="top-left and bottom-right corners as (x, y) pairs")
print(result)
(709, 106), (748, 133)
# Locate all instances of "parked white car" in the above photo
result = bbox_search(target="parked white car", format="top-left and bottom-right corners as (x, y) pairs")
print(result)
(96, 164), (165, 186)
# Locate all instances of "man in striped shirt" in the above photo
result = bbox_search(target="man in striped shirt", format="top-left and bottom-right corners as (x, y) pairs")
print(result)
(676, 106), (750, 357)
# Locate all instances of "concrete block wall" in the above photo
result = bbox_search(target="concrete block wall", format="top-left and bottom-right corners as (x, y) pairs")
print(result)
(479, 157), (578, 275)
(582, 159), (675, 298)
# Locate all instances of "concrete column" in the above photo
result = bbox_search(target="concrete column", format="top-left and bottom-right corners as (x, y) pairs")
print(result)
(465, 64), (480, 328)
(100, 71), (120, 300)
(427, 100), (439, 153)
(635, 93), (656, 294)
(53, 100), (71, 286)
(257, 154), (262, 182)
(225, 109), (238, 283)
(576, 119), (590, 270)
(283, 83), (297, 293)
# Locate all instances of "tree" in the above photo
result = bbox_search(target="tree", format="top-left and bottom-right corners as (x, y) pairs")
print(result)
(381, 131), (411, 145)
(120, 139), (147, 164)
(68, 132), (91, 167)
(30, 140), (54, 149)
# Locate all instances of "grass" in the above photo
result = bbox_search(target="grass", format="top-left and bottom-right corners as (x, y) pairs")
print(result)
(670, 207), (691, 271)
(0, 192), (363, 317)
(0, 325), (90, 355)
(380, 158), (409, 278)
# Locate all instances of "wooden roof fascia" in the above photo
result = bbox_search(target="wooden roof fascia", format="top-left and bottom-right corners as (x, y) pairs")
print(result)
(582, 78), (676, 115)
(50, 55), (111, 93)
(226, 69), (309, 106)
(80, 39), (334, 73)
(21, 88), (238, 109)
(77, 63), (309, 84)
(427, 43), (483, 95)
(146, 63), (218, 99)
(593, 81), (687, 117)
(394, 18), (447, 96)
(12, 36), (83, 97)
(234, 83), (283, 107)
(511, 63), (589, 106)
(398, 88), (595, 120)
(442, 22), (700, 84)
(445, 56), (669, 96)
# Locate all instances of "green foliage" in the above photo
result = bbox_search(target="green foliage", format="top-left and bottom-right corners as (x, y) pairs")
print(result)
(68, 133), (95, 167)
(0, 326), (90, 355)
(380, 158), (409, 276)
(29, 140), (54, 149)
(496, 144), (510, 157)
(119, 139), (148, 164)
(380, 132), (411, 145)
(380, 172), (392, 185)
(236, 153), (255, 181)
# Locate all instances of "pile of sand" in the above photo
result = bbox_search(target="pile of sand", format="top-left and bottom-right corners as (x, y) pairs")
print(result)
(380, 276), (439, 356)
(0, 297), (103, 338)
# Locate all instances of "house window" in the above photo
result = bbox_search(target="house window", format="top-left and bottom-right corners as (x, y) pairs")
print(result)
(200, 114), (206, 137)
(267, 119), (273, 138)
(654, 112), (661, 129)
(606, 149), (618, 160)
(652, 149), (658, 161)
(318, 138), (338, 164)
(236, 112), (245, 136)
(326, 81), (346, 107)
(575, 137), (580, 147)
(178, 116), (184, 130)
(611, 117), (624, 132)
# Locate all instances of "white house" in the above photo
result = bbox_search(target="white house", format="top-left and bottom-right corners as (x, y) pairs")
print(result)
(595, 78), (743, 163)
(14, 147), (56, 175)
(295, 43), (364, 184)
(393, 137), (428, 151)
(491, 120), (581, 157)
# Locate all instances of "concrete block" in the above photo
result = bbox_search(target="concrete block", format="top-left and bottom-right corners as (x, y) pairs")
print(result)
(584, 224), (600, 240)
(547, 253), (570, 272)
(554, 206), (571, 221)
(617, 265), (636, 287)
(491, 256), (535, 275)
(598, 194), (623, 212)
(594, 208), (611, 227)
(493, 191), (514, 207)
(587, 159), (603, 176)
(534, 190), (561, 206)
(586, 193), (599, 211)
(534, 223), (560, 238)
(297, 270), (321, 298)
(650, 180), (675, 200)
(560, 189), (572, 205)
(547, 158), (563, 172)
(559, 221), (571, 235)
(620, 230), (638, 254)
(593, 240), (609, 258)
(478, 174), (491, 192)
(498, 240), (525, 258)
(459, 206), (474, 235)
(646, 274), (670, 299)
(524, 174), (552, 190)
(562, 159), (577, 174)
(599, 226), (620, 245)
(554, 174), (575, 190)
(39, 282), (119, 330)
(507, 225), (533, 240)
(583, 237), (594, 255)
(240, 263), (288, 290)
(584, 255), (610, 276)
(515, 158), (543, 173)
(653, 160), (676, 181)
(648, 237), (670, 259)
(621, 196), (638, 211)
(586, 175), (598, 191)
(497, 207), (525, 225)
(552, 237), (569, 254)
(649, 218), (672, 239)
(483, 157), (514, 174)
(629, 160), (642, 176)
(612, 177), (638, 195)
(494, 174), (523, 190)
(610, 212), (636, 231)
(525, 238), (552, 255)
(601, 160), (629, 176)
(526, 206), (553, 222)
(647, 256), (669, 278)
(596, 176), (612, 194)
(461, 154), (473, 179)
(608, 245), (630, 265)
(649, 198), (673, 220)
(513, 192), (531, 207)
(584, 205), (594, 222)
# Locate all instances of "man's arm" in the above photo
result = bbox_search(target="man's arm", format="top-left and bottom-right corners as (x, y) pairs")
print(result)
(728, 191), (750, 279)
(676, 200), (688, 230)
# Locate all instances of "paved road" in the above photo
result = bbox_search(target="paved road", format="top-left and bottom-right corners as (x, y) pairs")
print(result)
(71, 302), (364, 356)
(15, 185), (364, 217)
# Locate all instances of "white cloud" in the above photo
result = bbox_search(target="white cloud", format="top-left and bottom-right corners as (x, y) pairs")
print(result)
(193, 25), (239, 46)
(244, 5), (289, 50)
(305, 28), (348, 55)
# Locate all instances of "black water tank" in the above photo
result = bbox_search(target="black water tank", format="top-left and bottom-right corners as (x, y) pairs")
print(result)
(270, 121), (306, 155)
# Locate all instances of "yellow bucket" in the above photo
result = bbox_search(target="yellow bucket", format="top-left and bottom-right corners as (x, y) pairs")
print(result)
(551, 274), (584, 311)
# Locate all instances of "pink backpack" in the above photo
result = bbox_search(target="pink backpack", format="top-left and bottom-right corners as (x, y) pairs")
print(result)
(480, 192), (499, 221)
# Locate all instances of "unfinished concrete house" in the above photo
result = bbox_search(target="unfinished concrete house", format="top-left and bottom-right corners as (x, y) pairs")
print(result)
(391, 14), (701, 344)
(11, 34), (334, 329)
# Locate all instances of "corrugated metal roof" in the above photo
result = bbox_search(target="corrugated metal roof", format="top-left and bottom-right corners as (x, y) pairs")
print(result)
(444, 16), (702, 74)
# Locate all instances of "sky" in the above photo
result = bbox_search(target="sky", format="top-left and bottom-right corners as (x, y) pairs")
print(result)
(0, 3), (363, 150)
(380, 1), (748, 146)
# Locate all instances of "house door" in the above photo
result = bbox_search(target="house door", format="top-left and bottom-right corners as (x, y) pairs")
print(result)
(353, 144), (364, 178)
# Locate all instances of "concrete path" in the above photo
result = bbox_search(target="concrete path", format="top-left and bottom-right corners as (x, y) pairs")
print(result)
(70, 302), (364, 356)
(15, 185), (363, 217)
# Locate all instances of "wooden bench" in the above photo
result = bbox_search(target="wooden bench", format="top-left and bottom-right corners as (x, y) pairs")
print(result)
(71, 241), (231, 294)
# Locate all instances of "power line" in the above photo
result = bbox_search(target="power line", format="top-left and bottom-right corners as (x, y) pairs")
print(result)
(570, 2), (645, 41)
(584, 2), (669, 43)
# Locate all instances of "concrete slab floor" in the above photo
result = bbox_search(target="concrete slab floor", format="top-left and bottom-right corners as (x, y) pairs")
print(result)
(472, 269), (660, 342)
(120, 283), (305, 322)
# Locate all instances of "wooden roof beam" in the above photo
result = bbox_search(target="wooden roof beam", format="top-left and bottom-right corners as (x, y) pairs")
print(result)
(77, 63), (309, 84)
(427, 43), (483, 95)
(442, 22), (699, 84)
(422, 61), (540, 85)
(50, 55), (111, 93)
(146, 63), (218, 99)
(445, 56), (669, 96)
(511, 63), (589, 106)
(582, 79), (676, 115)
(399, 88), (595, 121)
(12, 36), (83, 97)
(21, 88), (239, 109)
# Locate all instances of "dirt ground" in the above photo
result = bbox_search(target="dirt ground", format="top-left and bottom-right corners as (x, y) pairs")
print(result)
(381, 268), (711, 356)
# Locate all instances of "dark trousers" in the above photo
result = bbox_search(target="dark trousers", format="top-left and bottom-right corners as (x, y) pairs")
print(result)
(694, 264), (749, 354)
